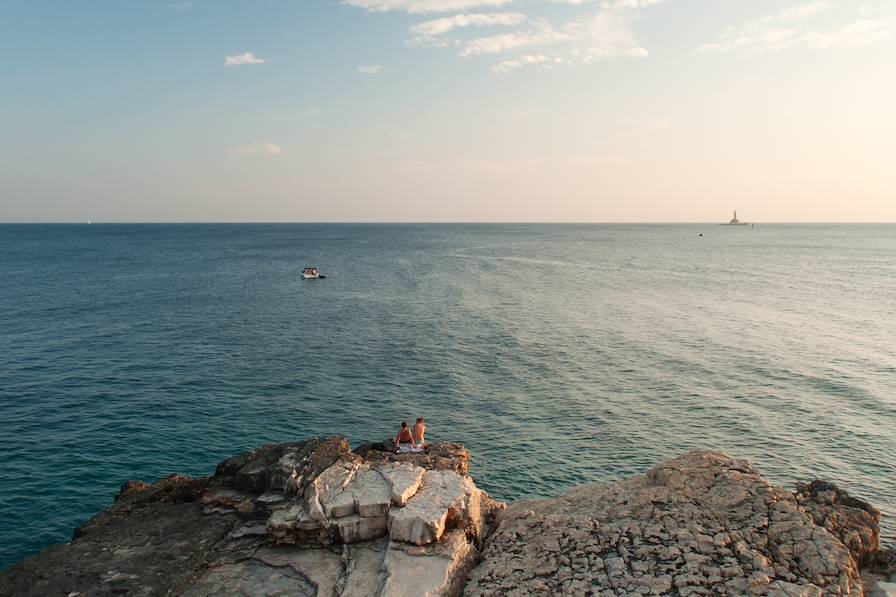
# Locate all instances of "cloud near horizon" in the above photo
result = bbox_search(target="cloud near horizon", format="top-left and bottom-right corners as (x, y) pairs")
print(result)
(696, 2), (896, 54)
(224, 52), (265, 66)
(358, 65), (385, 74)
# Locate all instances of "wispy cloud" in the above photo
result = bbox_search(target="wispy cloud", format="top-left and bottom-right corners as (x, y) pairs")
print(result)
(167, 1), (196, 11)
(358, 65), (385, 74)
(232, 142), (283, 156)
(342, 0), (512, 14)
(461, 22), (576, 57)
(346, 0), (657, 73)
(411, 12), (527, 44)
(224, 52), (266, 66)
(483, 11), (649, 73)
(601, 0), (661, 8)
(492, 54), (557, 74)
(696, 2), (896, 54)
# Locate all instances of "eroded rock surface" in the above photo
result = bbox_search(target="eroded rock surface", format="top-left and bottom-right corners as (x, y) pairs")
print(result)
(0, 445), (887, 597)
(796, 480), (882, 567)
(390, 470), (497, 547)
(264, 442), (496, 550)
(0, 437), (499, 597)
(862, 549), (896, 597)
(465, 451), (881, 597)
(356, 440), (471, 476)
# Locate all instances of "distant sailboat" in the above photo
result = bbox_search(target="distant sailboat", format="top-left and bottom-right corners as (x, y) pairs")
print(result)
(721, 210), (748, 226)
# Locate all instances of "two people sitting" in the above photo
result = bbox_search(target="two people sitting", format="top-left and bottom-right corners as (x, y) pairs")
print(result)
(395, 417), (426, 453)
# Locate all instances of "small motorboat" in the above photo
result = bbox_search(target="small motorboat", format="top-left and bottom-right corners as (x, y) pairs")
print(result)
(302, 267), (325, 279)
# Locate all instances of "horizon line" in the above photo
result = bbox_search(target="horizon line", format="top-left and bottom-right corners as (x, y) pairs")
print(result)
(2, 221), (896, 226)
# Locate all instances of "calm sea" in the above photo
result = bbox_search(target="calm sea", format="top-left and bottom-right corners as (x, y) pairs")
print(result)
(1, 224), (894, 569)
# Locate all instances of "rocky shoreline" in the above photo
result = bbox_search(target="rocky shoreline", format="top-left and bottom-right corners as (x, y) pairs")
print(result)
(1, 438), (893, 596)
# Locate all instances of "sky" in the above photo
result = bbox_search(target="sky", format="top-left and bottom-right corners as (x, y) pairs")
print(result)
(1, 0), (895, 222)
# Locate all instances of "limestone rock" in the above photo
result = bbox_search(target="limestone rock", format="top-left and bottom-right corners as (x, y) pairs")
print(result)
(216, 443), (292, 493)
(182, 560), (318, 596)
(215, 437), (353, 494)
(75, 474), (210, 538)
(797, 480), (882, 566)
(199, 487), (248, 510)
(356, 441), (471, 476)
(273, 438), (358, 495)
(353, 466), (394, 517)
(376, 461), (426, 506)
(338, 538), (390, 595)
(311, 456), (362, 520)
(0, 501), (239, 597)
(114, 474), (208, 506)
(381, 530), (478, 597)
(2, 443), (885, 597)
(267, 457), (495, 549)
(863, 549), (896, 597)
(389, 469), (485, 546)
(337, 513), (389, 543)
(464, 451), (875, 597)
(254, 546), (346, 596)
(267, 503), (306, 544)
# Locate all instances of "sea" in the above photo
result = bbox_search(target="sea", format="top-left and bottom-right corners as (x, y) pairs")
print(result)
(1, 223), (894, 569)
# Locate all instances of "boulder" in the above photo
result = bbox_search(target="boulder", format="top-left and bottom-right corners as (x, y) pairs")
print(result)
(796, 479), (882, 566)
(311, 456), (362, 520)
(267, 454), (498, 551)
(376, 461), (426, 507)
(389, 470), (485, 546)
(271, 437), (356, 494)
(75, 474), (209, 538)
(216, 437), (353, 494)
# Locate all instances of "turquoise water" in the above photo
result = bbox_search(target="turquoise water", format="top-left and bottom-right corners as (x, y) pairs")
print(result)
(1, 224), (894, 569)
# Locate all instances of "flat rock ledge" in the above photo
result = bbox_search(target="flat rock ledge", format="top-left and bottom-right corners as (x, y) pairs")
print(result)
(0, 446), (891, 597)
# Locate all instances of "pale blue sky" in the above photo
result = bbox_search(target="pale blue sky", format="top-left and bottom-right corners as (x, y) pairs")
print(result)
(1, 0), (894, 222)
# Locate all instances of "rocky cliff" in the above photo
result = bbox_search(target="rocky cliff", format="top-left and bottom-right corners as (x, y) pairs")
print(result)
(0, 441), (892, 597)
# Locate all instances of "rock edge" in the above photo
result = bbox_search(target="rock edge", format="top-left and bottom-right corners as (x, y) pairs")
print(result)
(0, 443), (891, 597)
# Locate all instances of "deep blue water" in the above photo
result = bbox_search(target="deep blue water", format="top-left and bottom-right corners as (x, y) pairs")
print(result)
(1, 223), (894, 569)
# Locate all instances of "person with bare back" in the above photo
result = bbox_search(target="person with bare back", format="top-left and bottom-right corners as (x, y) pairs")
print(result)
(395, 421), (417, 453)
(413, 417), (426, 446)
